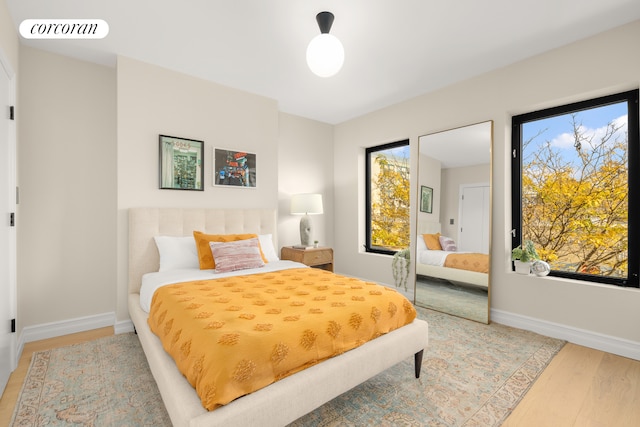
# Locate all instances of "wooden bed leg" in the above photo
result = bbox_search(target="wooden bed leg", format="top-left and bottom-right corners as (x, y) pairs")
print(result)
(414, 350), (424, 378)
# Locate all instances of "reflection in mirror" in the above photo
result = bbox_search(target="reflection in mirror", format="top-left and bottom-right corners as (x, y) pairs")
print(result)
(415, 121), (492, 323)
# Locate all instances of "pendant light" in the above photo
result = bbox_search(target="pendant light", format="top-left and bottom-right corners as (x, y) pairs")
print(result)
(306, 11), (344, 78)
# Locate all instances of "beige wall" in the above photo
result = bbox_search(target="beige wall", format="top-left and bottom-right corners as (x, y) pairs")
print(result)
(18, 46), (116, 329)
(417, 154), (441, 225)
(13, 51), (333, 331)
(334, 20), (640, 343)
(116, 56), (280, 321)
(277, 113), (334, 249)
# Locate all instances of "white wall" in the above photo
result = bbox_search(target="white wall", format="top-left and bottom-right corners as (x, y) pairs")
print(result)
(0, 0), (18, 70)
(334, 20), (640, 348)
(277, 113), (334, 250)
(18, 46), (116, 330)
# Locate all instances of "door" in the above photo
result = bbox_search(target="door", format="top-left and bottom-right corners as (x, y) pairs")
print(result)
(0, 49), (16, 396)
(458, 184), (490, 253)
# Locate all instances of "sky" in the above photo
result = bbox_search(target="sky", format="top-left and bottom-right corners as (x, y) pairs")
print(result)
(522, 101), (628, 167)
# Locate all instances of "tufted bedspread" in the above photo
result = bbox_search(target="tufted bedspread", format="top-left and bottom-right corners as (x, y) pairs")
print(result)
(147, 267), (417, 411)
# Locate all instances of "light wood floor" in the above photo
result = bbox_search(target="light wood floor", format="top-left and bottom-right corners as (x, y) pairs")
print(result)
(1, 330), (639, 426)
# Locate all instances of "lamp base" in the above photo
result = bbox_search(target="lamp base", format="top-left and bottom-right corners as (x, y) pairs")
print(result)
(299, 214), (312, 246)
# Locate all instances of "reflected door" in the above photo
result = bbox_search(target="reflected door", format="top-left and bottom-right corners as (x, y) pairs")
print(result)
(459, 184), (489, 253)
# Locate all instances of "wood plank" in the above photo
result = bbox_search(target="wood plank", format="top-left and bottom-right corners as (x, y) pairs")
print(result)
(573, 351), (640, 427)
(503, 343), (603, 427)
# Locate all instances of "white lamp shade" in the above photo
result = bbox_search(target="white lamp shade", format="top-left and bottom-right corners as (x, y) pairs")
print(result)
(291, 193), (324, 215)
(306, 33), (344, 78)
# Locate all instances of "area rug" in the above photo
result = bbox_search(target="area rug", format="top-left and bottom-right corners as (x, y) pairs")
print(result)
(11, 307), (565, 426)
(10, 333), (171, 426)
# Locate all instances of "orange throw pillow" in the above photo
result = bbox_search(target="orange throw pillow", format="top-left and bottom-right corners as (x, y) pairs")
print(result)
(422, 233), (442, 250)
(193, 231), (266, 269)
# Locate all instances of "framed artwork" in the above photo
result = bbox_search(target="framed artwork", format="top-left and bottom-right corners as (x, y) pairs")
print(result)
(213, 148), (257, 188)
(159, 135), (204, 190)
(420, 186), (433, 213)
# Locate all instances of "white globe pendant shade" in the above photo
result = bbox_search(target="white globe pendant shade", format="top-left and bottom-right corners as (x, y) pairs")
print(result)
(306, 33), (344, 78)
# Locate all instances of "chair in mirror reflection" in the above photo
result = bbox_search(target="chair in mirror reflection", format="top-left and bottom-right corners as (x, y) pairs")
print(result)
(414, 121), (492, 323)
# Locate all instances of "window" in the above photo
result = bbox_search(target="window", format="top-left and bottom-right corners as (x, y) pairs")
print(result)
(512, 89), (639, 287)
(365, 140), (410, 255)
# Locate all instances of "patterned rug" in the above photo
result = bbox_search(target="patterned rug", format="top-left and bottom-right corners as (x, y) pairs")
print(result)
(10, 334), (172, 426)
(11, 307), (565, 426)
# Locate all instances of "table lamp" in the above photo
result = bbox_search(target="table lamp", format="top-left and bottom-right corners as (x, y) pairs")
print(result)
(290, 193), (323, 246)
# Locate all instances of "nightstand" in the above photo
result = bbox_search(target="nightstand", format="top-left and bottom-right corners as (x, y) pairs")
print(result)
(280, 246), (334, 272)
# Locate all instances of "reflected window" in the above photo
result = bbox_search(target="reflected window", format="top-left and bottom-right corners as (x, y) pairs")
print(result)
(512, 90), (639, 287)
(365, 139), (410, 254)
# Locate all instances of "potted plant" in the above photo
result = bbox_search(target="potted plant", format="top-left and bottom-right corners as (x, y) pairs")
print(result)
(511, 240), (540, 274)
(392, 248), (411, 291)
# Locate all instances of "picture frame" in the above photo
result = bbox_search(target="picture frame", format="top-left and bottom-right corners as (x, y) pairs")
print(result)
(420, 185), (433, 213)
(159, 135), (204, 191)
(213, 148), (257, 188)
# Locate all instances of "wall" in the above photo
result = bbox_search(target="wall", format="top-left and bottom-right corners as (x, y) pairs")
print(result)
(417, 154), (440, 226)
(0, 0), (18, 70)
(18, 46), (116, 330)
(440, 164), (490, 241)
(116, 56), (280, 322)
(277, 113), (334, 250)
(334, 20), (640, 352)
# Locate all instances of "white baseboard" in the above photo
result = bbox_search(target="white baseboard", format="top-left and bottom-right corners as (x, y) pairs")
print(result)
(491, 308), (640, 361)
(17, 312), (116, 363)
(115, 319), (135, 334)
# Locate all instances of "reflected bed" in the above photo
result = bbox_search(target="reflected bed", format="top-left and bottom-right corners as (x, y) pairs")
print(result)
(416, 222), (488, 289)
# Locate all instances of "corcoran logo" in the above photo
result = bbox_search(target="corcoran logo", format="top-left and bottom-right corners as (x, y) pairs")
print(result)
(19, 19), (109, 39)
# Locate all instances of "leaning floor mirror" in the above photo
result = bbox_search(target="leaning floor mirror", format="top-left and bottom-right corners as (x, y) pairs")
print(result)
(415, 121), (492, 323)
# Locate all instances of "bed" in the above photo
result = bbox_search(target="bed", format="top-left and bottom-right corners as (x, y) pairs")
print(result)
(416, 221), (488, 288)
(128, 207), (429, 427)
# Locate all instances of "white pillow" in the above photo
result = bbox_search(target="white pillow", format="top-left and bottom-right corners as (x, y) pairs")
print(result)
(153, 236), (200, 272)
(210, 238), (265, 273)
(258, 234), (279, 262)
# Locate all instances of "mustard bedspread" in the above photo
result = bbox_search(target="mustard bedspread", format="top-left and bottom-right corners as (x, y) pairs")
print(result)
(444, 252), (489, 273)
(147, 268), (417, 411)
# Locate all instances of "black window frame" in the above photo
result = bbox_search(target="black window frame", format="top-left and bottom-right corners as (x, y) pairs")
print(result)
(365, 139), (410, 255)
(511, 89), (639, 287)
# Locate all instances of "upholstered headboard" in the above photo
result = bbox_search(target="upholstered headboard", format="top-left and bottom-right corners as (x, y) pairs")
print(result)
(417, 220), (441, 235)
(128, 208), (277, 294)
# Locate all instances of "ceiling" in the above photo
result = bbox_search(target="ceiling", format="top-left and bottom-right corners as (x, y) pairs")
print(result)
(7, 0), (640, 124)
(420, 121), (492, 169)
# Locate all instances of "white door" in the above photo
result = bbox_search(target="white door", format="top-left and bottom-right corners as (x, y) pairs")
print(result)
(0, 49), (16, 396)
(458, 184), (490, 253)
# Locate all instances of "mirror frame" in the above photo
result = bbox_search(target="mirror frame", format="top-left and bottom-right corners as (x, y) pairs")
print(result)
(414, 120), (493, 323)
